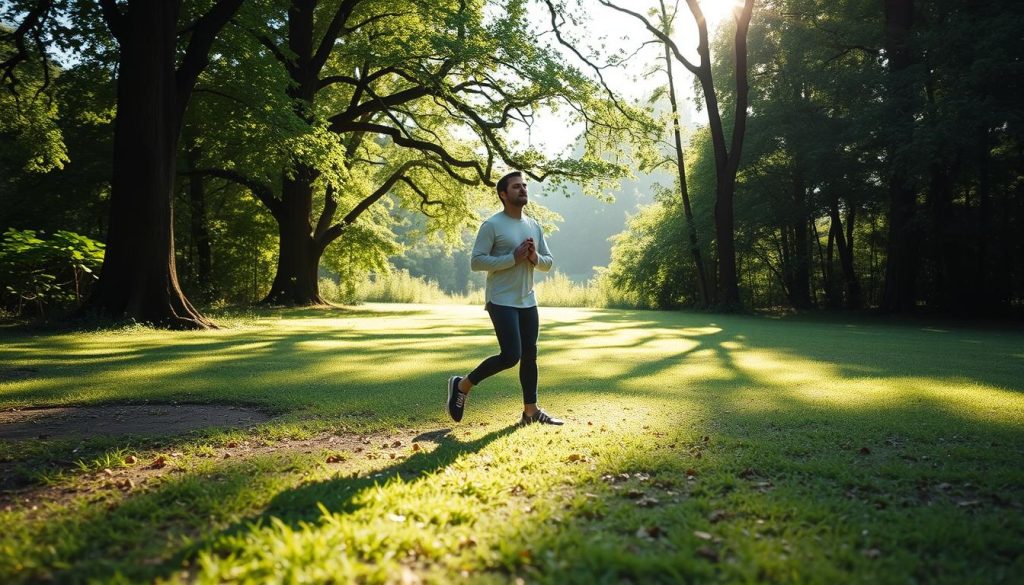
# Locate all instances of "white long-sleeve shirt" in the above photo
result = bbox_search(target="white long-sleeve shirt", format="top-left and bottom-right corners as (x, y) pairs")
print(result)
(470, 210), (553, 308)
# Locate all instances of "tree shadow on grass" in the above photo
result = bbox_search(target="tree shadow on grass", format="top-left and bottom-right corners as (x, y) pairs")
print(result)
(541, 308), (1024, 393)
(7, 423), (520, 584)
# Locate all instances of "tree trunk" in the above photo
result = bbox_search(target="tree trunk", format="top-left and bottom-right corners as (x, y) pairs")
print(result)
(262, 165), (326, 305)
(974, 125), (993, 311)
(663, 36), (710, 307)
(880, 0), (919, 313)
(714, 172), (741, 308)
(82, 1), (213, 328)
(789, 176), (812, 309)
(259, 1), (331, 306)
(829, 200), (863, 309)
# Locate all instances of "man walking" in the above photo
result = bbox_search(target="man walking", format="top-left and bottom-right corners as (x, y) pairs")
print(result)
(446, 171), (564, 426)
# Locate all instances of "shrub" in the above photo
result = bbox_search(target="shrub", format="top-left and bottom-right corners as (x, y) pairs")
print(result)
(0, 228), (105, 316)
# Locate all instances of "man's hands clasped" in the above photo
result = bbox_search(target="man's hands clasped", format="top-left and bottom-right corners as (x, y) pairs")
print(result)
(514, 237), (538, 265)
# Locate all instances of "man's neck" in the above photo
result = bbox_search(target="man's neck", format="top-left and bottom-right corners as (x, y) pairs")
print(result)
(502, 205), (523, 219)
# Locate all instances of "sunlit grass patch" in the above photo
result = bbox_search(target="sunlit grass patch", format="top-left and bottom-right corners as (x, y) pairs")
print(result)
(0, 305), (1022, 583)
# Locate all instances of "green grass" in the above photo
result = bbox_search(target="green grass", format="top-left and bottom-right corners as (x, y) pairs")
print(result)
(1, 304), (1022, 583)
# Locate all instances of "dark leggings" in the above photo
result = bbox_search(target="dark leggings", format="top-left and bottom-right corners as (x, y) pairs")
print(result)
(467, 303), (539, 404)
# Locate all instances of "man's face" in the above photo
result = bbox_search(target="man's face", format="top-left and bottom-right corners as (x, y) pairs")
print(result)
(502, 176), (528, 207)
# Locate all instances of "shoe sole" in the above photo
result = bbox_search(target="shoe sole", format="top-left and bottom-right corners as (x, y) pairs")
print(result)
(446, 376), (460, 422)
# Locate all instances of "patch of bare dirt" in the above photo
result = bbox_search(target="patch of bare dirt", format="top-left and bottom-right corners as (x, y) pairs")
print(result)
(0, 404), (273, 440)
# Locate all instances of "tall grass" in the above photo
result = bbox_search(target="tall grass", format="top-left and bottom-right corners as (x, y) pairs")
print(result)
(320, 269), (645, 308)
(534, 271), (646, 309)
(320, 270), (483, 305)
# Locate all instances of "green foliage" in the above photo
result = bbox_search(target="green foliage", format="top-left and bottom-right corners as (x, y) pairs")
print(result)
(0, 34), (69, 174)
(0, 228), (104, 315)
(602, 0), (1024, 312)
(175, 181), (279, 305)
(606, 199), (697, 309)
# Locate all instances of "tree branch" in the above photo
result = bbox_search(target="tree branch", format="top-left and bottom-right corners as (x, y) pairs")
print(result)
(311, 0), (364, 75)
(401, 176), (445, 217)
(234, 19), (297, 78)
(596, 0), (700, 75)
(176, 0), (245, 121)
(1, 0), (55, 95)
(318, 159), (425, 247)
(727, 0), (755, 177)
(97, 0), (125, 41)
(187, 167), (281, 217)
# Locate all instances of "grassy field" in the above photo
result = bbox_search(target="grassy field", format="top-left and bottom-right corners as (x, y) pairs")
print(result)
(1, 304), (1022, 583)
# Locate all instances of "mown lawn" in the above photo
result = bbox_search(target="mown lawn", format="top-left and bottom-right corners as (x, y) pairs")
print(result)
(1, 304), (1022, 584)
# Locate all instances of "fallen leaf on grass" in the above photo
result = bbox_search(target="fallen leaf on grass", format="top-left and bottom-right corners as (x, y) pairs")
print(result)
(636, 525), (666, 540)
(150, 456), (168, 469)
(102, 468), (115, 477)
(326, 454), (346, 463)
(412, 443), (421, 451)
(124, 455), (138, 464)
(693, 530), (714, 541)
(566, 453), (587, 463)
(696, 546), (719, 562)
(458, 536), (477, 549)
(391, 440), (402, 448)
(116, 478), (134, 491)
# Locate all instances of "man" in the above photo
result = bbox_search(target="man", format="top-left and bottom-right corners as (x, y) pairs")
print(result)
(446, 171), (564, 426)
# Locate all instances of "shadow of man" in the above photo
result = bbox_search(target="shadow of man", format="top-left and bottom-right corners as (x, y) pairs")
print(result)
(228, 423), (522, 532)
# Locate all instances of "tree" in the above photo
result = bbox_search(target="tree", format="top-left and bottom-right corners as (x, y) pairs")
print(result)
(597, 0), (755, 310)
(654, 0), (711, 307)
(879, 0), (918, 312)
(192, 0), (636, 306)
(2, 0), (243, 328)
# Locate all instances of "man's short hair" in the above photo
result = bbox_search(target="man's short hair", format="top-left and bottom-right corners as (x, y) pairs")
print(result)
(496, 171), (523, 199)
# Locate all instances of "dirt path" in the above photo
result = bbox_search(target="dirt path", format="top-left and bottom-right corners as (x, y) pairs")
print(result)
(0, 404), (463, 512)
(0, 404), (273, 440)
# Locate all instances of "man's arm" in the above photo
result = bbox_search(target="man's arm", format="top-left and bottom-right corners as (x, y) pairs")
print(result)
(531, 228), (554, 272)
(470, 221), (516, 272)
